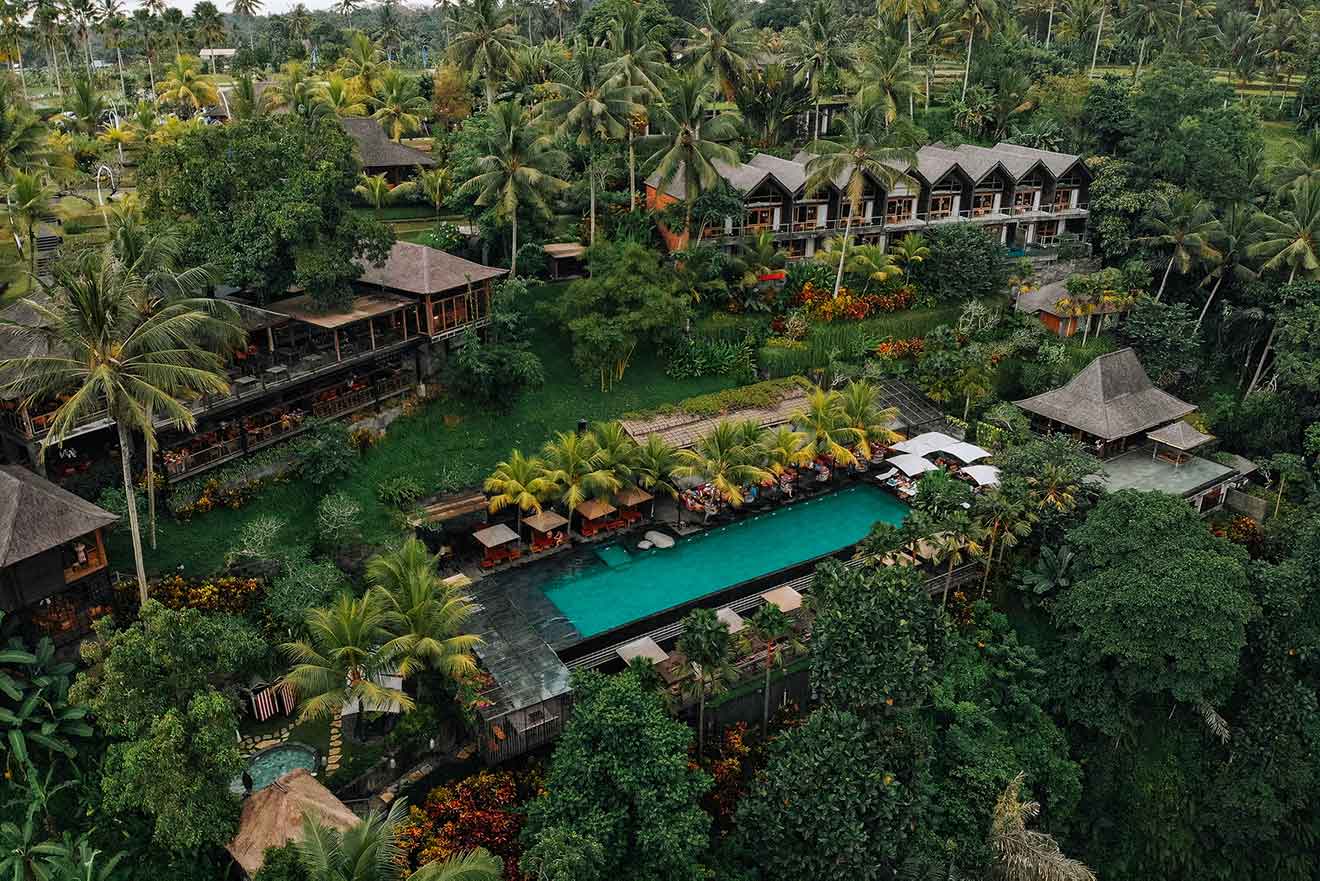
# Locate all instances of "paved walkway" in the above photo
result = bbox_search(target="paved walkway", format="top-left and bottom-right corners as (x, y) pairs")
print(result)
(237, 716), (343, 774)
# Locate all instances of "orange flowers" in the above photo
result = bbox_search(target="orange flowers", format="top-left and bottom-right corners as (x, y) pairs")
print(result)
(795, 281), (916, 322)
(875, 337), (925, 359)
(127, 573), (264, 614)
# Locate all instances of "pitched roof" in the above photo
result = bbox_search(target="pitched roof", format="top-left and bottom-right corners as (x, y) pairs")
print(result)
(267, 292), (414, 328)
(992, 142), (1086, 178)
(355, 241), (507, 295)
(340, 118), (436, 169)
(748, 153), (809, 193)
(1014, 348), (1196, 441)
(0, 466), (118, 568)
(226, 769), (359, 877)
(0, 295), (53, 363)
(620, 388), (808, 449)
(1147, 420), (1214, 451)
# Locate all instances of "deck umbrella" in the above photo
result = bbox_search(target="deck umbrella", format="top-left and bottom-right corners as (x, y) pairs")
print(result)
(887, 453), (939, 477)
(891, 431), (959, 457)
(961, 465), (1001, 486)
(941, 441), (992, 463)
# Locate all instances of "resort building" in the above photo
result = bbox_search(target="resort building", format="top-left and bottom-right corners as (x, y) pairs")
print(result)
(645, 141), (1090, 256)
(1014, 348), (1241, 513)
(1016, 279), (1135, 338)
(340, 118), (436, 181)
(0, 242), (505, 486)
(0, 466), (118, 648)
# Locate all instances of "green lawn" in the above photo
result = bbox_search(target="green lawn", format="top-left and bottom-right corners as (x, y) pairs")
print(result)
(109, 283), (736, 576)
(1262, 121), (1305, 165)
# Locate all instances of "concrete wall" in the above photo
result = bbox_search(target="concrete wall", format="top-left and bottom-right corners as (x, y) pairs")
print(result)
(1225, 487), (1269, 521)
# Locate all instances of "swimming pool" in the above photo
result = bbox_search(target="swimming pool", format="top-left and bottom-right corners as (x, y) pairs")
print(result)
(235, 743), (318, 793)
(542, 484), (907, 637)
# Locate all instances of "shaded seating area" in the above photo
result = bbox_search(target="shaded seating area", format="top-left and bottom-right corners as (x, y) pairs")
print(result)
(524, 510), (569, 553)
(475, 523), (521, 569)
(615, 486), (654, 524)
(576, 498), (620, 537)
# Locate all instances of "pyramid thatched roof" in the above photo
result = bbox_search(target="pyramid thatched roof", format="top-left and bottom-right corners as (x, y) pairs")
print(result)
(226, 769), (359, 878)
(0, 466), (117, 569)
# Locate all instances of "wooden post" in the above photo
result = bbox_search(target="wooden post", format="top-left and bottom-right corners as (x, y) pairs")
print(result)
(333, 330), (341, 362)
(266, 326), (275, 352)
(424, 294), (436, 336)
(369, 319), (377, 351)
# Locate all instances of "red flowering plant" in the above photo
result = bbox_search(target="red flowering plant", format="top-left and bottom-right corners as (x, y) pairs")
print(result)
(795, 281), (916, 322)
(396, 768), (542, 880)
(874, 337), (925, 360)
(699, 722), (758, 834)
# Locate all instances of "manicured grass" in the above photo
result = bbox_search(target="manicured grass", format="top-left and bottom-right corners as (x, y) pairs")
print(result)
(108, 283), (737, 576)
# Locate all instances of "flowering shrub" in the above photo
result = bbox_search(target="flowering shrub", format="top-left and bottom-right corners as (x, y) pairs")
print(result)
(127, 573), (265, 614)
(701, 722), (756, 833)
(796, 282), (916, 322)
(169, 477), (270, 521)
(396, 769), (541, 880)
(1213, 515), (1265, 558)
(874, 337), (925, 359)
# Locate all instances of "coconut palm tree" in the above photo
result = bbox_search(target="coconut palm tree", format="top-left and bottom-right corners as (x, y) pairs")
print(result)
(98, 0), (129, 96)
(638, 70), (741, 242)
(760, 424), (810, 483)
(367, 538), (481, 694)
(843, 242), (901, 293)
(684, 0), (756, 101)
(415, 166), (451, 224)
(989, 773), (1096, 881)
(603, 4), (666, 211)
(677, 606), (735, 756)
(786, 0), (853, 137)
(541, 429), (601, 520)
(129, 7), (155, 96)
(635, 434), (681, 501)
(447, 0), (522, 107)
(283, 591), (412, 722)
(852, 35), (921, 125)
(333, 0), (359, 24)
(741, 603), (802, 734)
(1245, 180), (1320, 393)
(230, 0), (262, 48)
(589, 420), (639, 492)
(355, 171), (407, 218)
(1270, 129), (1320, 197)
(297, 800), (502, 881)
(838, 379), (901, 461)
(191, 1), (225, 74)
(315, 73), (368, 117)
(462, 100), (568, 275)
(4, 172), (56, 273)
(536, 42), (643, 245)
(158, 53), (218, 115)
(159, 6), (186, 57)
(371, 67), (428, 140)
(890, 231), (930, 277)
(1196, 202), (1256, 333)
(876, 0), (941, 116)
(264, 59), (316, 117)
(0, 249), (237, 599)
(1136, 192), (1220, 300)
(287, 2), (312, 56)
(98, 119), (135, 164)
(672, 420), (770, 507)
(340, 30), (385, 94)
(484, 449), (547, 531)
(794, 386), (864, 467)
(730, 230), (788, 294)
(804, 103), (919, 295)
(66, 75), (108, 136)
(946, 0), (999, 99)
(974, 483), (1035, 595)
(930, 511), (984, 608)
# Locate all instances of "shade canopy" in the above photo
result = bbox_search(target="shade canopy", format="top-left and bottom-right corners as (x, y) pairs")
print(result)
(891, 431), (960, 457)
(227, 769), (359, 877)
(941, 441), (991, 463)
(887, 453), (939, 477)
(616, 636), (667, 665)
(523, 511), (568, 533)
(961, 465), (1002, 486)
(406, 491), (487, 527)
(1146, 420), (1214, 452)
(761, 585), (803, 612)
(473, 523), (519, 548)
(716, 607), (746, 634)
(576, 498), (616, 521)
(615, 486), (654, 507)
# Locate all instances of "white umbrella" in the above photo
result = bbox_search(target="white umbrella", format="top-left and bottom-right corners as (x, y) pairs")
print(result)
(887, 454), (938, 477)
(890, 432), (959, 457)
(961, 465), (1001, 486)
(942, 441), (992, 463)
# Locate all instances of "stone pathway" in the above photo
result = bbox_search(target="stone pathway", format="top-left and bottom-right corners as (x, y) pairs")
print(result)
(326, 717), (343, 773)
(239, 724), (293, 755)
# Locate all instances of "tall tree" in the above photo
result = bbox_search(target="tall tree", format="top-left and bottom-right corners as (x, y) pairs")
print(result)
(1135, 192), (1220, 301)
(229, 0), (262, 48)
(483, 448), (547, 530)
(1246, 180), (1320, 392)
(191, 0), (225, 74)
(372, 67), (428, 140)
(603, 3), (666, 211)
(946, 0), (999, 99)
(462, 100), (568, 275)
(786, 0), (852, 138)
(677, 606), (734, 757)
(447, 0), (523, 107)
(684, 0), (756, 101)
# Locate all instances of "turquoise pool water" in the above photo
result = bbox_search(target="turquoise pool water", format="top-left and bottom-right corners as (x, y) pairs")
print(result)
(242, 743), (317, 791)
(544, 485), (907, 637)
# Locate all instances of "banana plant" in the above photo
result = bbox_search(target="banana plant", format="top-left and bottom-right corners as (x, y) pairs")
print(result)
(1, 626), (93, 776)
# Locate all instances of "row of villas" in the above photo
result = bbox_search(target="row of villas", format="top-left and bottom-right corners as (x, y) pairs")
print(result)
(645, 141), (1091, 258)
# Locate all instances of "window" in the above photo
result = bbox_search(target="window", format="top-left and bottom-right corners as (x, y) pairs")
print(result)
(929, 193), (955, 220)
(794, 204), (822, 230)
(885, 196), (915, 223)
(972, 192), (997, 216)
(746, 205), (775, 232)
(1013, 189), (1037, 212)
(1053, 188), (1075, 211)
(787, 238), (808, 258)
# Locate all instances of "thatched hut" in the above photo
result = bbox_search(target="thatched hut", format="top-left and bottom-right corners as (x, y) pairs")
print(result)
(226, 768), (360, 878)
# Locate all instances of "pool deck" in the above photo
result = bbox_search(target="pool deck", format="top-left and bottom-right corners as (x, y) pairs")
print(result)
(1099, 447), (1236, 497)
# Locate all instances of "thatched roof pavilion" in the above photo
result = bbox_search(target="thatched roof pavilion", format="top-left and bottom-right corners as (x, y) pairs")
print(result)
(226, 769), (359, 878)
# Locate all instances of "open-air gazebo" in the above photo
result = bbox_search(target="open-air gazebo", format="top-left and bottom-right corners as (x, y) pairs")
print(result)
(575, 498), (617, 537)
(1146, 421), (1215, 466)
(226, 769), (359, 878)
(523, 510), (569, 552)
(615, 486), (655, 523)
(474, 522), (520, 567)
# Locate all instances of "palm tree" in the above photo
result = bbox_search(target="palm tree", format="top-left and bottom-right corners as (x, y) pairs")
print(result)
(672, 420), (770, 507)
(264, 60), (317, 118)
(989, 773), (1096, 881)
(0, 85), (56, 179)
(415, 166), (451, 224)
(1027, 462), (1079, 514)
(340, 30), (385, 94)
(228, 74), (264, 119)
(1216, 10), (1259, 89)
(447, 0), (523, 107)
(99, 119), (135, 164)
(129, 8), (154, 96)
(355, 171), (406, 219)
(230, 0), (262, 48)
(367, 538), (480, 695)
(931, 511), (984, 608)
(890, 232), (930, 277)
(159, 6), (186, 57)
(731, 230), (788, 293)
(536, 42), (643, 246)
(462, 100), (568, 276)
(635, 434), (681, 502)
(677, 606), (734, 756)
(1245, 180), (1320, 393)
(0, 250), (237, 599)
(852, 36), (921, 125)
(843, 242), (901, 293)
(283, 592), (412, 722)
(876, 0), (940, 116)
(0, 4), (29, 101)
(1118, 0), (1164, 80)
(1270, 129), (1320, 197)
(786, 0), (852, 137)
(372, 67), (428, 141)
(541, 429), (601, 520)
(334, 0), (359, 24)
(975, 484), (1035, 595)
(603, 4), (666, 211)
(297, 800), (502, 881)
(638, 70), (741, 242)
(65, 75), (108, 137)
(684, 0), (756, 101)
(741, 603), (802, 734)
(804, 104), (919, 295)
(794, 386), (864, 467)
(1196, 202), (1256, 333)
(372, 0), (402, 60)
(287, 2), (312, 56)
(484, 449), (547, 531)
(99, 0), (129, 96)
(589, 420), (639, 492)
(5, 172), (56, 273)
(838, 379), (901, 461)
(191, 1), (225, 74)
(1136, 192), (1220, 300)
(158, 53), (218, 115)
(315, 73), (368, 117)
(760, 424), (810, 482)
(65, 0), (98, 77)
(946, 0), (999, 99)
